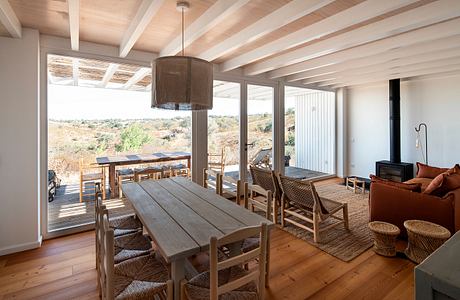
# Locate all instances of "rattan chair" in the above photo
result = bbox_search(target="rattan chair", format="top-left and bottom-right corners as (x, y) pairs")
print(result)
(99, 213), (173, 300)
(277, 174), (349, 243)
(249, 165), (280, 205)
(79, 158), (106, 202)
(203, 168), (221, 194)
(181, 224), (268, 300)
(134, 166), (163, 182)
(219, 174), (242, 202)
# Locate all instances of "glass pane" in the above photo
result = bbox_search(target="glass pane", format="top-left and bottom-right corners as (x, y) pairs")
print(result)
(247, 84), (274, 179)
(208, 80), (240, 180)
(284, 86), (335, 179)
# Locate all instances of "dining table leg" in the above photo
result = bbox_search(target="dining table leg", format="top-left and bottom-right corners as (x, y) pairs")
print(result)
(171, 258), (185, 300)
(108, 164), (117, 198)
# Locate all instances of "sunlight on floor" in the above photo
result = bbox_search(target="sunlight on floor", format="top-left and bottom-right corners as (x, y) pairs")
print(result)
(58, 208), (87, 218)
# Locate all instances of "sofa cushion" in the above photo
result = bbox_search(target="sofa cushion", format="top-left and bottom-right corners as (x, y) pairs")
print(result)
(424, 165), (460, 197)
(405, 177), (432, 192)
(416, 162), (449, 179)
(370, 175), (421, 192)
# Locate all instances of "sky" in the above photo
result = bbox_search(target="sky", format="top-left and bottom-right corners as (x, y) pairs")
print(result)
(48, 84), (276, 120)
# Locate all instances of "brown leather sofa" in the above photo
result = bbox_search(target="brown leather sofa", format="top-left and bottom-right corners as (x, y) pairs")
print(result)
(369, 177), (460, 238)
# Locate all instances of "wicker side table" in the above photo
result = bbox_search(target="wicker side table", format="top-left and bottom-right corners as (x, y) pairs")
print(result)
(368, 221), (400, 257)
(404, 220), (451, 264)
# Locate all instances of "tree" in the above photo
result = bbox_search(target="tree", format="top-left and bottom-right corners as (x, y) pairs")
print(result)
(115, 124), (151, 152)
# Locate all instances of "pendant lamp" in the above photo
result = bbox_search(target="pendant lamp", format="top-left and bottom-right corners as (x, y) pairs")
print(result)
(151, 1), (213, 110)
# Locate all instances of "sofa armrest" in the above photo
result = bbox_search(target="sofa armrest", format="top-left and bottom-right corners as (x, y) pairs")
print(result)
(445, 188), (460, 232)
(369, 182), (455, 237)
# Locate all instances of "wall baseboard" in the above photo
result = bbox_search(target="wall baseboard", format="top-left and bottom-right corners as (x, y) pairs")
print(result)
(0, 236), (42, 256)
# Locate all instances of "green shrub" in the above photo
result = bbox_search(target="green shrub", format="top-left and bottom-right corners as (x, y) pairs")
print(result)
(115, 124), (151, 152)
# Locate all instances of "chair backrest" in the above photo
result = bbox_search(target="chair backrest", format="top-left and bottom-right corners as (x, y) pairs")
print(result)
(208, 148), (226, 174)
(203, 168), (222, 194)
(220, 174), (241, 201)
(134, 166), (163, 182)
(250, 165), (275, 193)
(100, 210), (115, 300)
(277, 174), (329, 216)
(250, 148), (272, 168)
(209, 223), (268, 300)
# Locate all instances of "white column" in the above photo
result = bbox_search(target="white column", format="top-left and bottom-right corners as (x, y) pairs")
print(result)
(336, 87), (348, 178)
(192, 110), (208, 184)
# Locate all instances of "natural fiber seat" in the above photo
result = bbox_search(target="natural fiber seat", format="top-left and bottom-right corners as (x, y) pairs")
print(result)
(109, 214), (143, 237)
(114, 231), (152, 264)
(113, 253), (170, 300)
(241, 237), (260, 253)
(185, 266), (258, 300)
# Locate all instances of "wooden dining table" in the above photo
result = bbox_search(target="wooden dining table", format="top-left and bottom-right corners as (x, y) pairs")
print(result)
(96, 151), (191, 198)
(121, 177), (274, 300)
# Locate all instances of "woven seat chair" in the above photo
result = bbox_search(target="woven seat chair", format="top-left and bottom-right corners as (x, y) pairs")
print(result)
(208, 148), (226, 174)
(219, 174), (242, 202)
(99, 214), (173, 300)
(181, 223), (268, 300)
(165, 163), (190, 178)
(134, 166), (163, 182)
(249, 165), (281, 207)
(113, 230), (153, 264)
(116, 168), (134, 198)
(202, 168), (221, 194)
(244, 182), (274, 223)
(277, 174), (349, 243)
(79, 158), (106, 202)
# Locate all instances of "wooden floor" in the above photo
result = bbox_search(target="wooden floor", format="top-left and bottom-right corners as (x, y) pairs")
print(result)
(0, 229), (414, 299)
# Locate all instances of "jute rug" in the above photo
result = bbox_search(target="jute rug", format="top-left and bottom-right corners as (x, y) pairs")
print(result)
(280, 183), (372, 262)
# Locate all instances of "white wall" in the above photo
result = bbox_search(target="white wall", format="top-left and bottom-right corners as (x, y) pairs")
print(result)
(0, 29), (41, 255)
(346, 73), (460, 177)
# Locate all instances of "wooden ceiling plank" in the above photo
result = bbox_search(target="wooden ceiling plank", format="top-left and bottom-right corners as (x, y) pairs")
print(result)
(99, 63), (119, 88)
(245, 0), (460, 76)
(199, 0), (335, 62)
(0, 0), (21, 38)
(67, 0), (79, 50)
(324, 57), (460, 87)
(220, 0), (417, 72)
(123, 67), (151, 89)
(268, 17), (460, 79)
(160, 0), (250, 57)
(330, 62), (460, 88)
(286, 35), (460, 82)
(119, 0), (165, 58)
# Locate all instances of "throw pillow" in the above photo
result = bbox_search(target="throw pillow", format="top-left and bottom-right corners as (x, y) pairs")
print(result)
(370, 175), (421, 192)
(423, 166), (460, 196)
(416, 162), (449, 179)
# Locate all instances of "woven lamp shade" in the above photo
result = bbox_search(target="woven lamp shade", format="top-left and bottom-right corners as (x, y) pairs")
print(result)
(152, 56), (213, 110)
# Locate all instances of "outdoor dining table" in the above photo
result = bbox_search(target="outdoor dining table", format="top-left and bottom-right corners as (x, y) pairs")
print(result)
(96, 151), (191, 198)
(121, 177), (274, 300)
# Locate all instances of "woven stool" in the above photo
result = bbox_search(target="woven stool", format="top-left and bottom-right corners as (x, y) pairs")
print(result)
(404, 220), (451, 264)
(368, 221), (400, 257)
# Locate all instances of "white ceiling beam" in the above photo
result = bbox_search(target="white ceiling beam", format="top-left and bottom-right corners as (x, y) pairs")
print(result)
(268, 17), (460, 79)
(160, 0), (250, 57)
(330, 63), (460, 88)
(72, 58), (79, 86)
(119, 0), (165, 58)
(323, 57), (460, 87)
(286, 35), (460, 82)
(67, 0), (79, 51)
(98, 63), (119, 88)
(220, 0), (416, 72)
(199, 0), (335, 62)
(123, 67), (150, 89)
(245, 0), (460, 76)
(0, 0), (21, 38)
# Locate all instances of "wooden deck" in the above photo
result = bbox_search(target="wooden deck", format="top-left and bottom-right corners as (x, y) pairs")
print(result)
(48, 183), (134, 231)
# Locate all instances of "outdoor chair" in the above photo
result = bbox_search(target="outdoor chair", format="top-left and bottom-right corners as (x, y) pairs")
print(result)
(277, 174), (349, 243)
(181, 223), (268, 300)
(202, 168), (221, 194)
(250, 148), (272, 169)
(99, 213), (173, 300)
(208, 148), (226, 174)
(79, 158), (106, 202)
(249, 165), (281, 205)
(219, 174), (242, 202)
(116, 168), (135, 198)
(165, 163), (190, 178)
(134, 166), (163, 182)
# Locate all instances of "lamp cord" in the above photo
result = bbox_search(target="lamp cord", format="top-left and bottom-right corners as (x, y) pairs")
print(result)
(181, 7), (184, 56)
